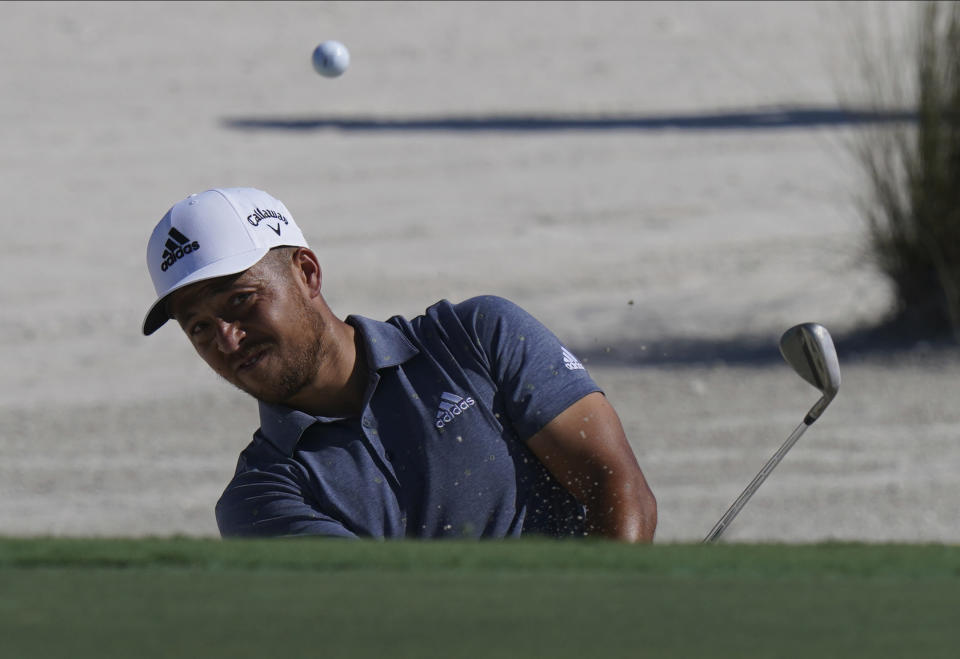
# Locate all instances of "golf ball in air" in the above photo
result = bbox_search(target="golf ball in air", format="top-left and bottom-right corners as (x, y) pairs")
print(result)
(312, 40), (350, 77)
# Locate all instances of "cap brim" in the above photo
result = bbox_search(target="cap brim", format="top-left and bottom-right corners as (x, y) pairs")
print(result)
(141, 247), (270, 335)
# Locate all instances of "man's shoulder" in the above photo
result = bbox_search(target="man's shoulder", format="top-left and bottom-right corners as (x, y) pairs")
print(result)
(405, 295), (531, 333)
(377, 296), (536, 357)
(431, 295), (526, 316)
(231, 429), (285, 475)
(224, 402), (316, 479)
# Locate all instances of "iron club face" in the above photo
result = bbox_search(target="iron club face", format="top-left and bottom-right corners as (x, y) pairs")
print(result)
(779, 323), (841, 422)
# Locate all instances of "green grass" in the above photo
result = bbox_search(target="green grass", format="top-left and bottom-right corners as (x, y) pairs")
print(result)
(1, 539), (958, 658)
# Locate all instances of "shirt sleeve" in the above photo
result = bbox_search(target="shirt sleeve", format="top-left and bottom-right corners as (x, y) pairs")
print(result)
(454, 295), (602, 441)
(215, 464), (358, 539)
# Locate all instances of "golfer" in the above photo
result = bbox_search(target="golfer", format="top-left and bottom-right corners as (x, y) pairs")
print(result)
(143, 188), (656, 541)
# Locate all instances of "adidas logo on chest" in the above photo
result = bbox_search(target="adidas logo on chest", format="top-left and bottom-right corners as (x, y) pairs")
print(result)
(434, 391), (476, 429)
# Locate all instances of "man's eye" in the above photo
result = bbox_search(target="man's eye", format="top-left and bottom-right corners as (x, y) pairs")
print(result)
(230, 293), (252, 307)
(190, 322), (209, 337)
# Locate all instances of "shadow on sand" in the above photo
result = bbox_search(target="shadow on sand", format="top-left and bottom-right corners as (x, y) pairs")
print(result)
(222, 106), (914, 133)
(573, 320), (959, 369)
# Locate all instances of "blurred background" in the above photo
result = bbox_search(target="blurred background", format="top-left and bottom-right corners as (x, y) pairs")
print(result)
(1, 1), (956, 542)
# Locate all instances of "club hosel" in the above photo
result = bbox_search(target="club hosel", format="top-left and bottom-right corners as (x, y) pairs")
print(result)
(804, 393), (836, 425)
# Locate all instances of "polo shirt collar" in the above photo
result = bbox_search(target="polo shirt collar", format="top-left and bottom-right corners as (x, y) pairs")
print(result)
(346, 314), (419, 370)
(256, 315), (420, 456)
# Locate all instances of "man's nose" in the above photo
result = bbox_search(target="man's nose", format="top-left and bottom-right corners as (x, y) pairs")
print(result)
(213, 319), (245, 353)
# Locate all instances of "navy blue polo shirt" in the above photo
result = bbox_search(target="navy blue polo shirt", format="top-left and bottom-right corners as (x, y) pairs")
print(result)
(215, 295), (601, 539)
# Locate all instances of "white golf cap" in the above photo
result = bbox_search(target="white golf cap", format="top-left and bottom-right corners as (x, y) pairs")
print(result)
(142, 187), (309, 335)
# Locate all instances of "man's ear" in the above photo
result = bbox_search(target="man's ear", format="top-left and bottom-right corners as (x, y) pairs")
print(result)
(292, 248), (323, 298)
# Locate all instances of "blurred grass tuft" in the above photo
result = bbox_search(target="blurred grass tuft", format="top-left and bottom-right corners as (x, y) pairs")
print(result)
(851, 1), (960, 341)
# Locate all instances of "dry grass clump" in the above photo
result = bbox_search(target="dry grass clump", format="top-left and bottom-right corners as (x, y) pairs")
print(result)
(851, 1), (960, 341)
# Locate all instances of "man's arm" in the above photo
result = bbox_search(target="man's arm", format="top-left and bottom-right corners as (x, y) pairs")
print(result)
(216, 467), (359, 538)
(526, 392), (657, 542)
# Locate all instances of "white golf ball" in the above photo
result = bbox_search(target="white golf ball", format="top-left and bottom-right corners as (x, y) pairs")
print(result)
(312, 40), (350, 78)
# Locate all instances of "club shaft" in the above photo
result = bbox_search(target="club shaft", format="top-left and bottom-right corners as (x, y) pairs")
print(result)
(703, 418), (811, 543)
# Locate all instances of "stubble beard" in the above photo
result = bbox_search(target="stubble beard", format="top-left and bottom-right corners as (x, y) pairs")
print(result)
(233, 298), (327, 406)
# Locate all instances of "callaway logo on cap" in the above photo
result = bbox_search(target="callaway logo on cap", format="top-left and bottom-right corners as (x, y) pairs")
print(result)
(142, 187), (309, 335)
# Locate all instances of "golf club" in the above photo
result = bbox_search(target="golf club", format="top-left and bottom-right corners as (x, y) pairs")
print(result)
(704, 323), (841, 543)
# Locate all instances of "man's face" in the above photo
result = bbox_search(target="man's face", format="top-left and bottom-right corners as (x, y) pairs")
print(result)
(168, 260), (326, 405)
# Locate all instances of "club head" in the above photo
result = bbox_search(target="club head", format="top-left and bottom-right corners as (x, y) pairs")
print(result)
(779, 323), (841, 422)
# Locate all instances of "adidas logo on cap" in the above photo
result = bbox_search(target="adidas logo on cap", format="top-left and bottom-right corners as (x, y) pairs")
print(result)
(160, 228), (200, 272)
(435, 391), (476, 429)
